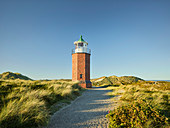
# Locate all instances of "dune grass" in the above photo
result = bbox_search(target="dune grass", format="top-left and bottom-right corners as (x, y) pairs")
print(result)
(106, 81), (170, 128)
(0, 79), (84, 128)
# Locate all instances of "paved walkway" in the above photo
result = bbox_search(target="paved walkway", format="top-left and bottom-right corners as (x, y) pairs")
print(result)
(45, 87), (116, 128)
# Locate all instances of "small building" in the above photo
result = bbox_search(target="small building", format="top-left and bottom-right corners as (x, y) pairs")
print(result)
(72, 35), (92, 88)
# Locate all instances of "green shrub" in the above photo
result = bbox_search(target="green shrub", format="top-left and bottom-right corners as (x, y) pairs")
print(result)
(106, 100), (169, 128)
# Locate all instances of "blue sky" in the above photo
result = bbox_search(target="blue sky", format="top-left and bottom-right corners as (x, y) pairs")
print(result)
(0, 0), (170, 80)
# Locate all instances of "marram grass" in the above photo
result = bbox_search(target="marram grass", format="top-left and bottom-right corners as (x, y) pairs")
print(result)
(0, 79), (83, 128)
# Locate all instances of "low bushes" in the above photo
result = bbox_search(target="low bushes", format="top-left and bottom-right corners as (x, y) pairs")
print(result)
(106, 100), (168, 128)
(106, 81), (170, 128)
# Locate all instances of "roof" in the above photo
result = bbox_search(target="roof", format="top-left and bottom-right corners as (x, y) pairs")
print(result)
(74, 35), (88, 45)
(78, 35), (85, 42)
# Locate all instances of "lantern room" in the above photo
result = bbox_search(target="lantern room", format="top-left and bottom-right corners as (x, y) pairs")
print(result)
(72, 35), (91, 54)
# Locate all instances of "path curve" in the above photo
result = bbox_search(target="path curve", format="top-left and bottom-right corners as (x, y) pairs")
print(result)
(46, 87), (116, 128)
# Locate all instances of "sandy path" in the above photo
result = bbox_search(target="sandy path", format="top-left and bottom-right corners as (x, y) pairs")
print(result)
(45, 87), (116, 128)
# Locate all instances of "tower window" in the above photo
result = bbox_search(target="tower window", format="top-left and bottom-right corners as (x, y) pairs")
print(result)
(78, 43), (83, 46)
(80, 74), (82, 79)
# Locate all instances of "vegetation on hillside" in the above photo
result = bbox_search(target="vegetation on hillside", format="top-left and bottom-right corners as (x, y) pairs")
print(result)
(0, 79), (84, 128)
(106, 81), (170, 128)
(92, 75), (144, 86)
(0, 72), (32, 80)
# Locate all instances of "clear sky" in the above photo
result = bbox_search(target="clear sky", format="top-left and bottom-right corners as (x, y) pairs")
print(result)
(0, 0), (170, 80)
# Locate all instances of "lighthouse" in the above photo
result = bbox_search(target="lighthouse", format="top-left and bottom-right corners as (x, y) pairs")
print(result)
(72, 35), (92, 88)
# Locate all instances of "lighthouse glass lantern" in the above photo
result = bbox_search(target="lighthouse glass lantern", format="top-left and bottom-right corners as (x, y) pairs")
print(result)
(72, 35), (92, 88)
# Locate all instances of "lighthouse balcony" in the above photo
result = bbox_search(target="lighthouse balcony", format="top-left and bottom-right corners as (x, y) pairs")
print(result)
(72, 47), (91, 54)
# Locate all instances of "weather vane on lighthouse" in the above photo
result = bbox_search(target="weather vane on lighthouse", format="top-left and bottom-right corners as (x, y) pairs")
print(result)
(72, 35), (92, 88)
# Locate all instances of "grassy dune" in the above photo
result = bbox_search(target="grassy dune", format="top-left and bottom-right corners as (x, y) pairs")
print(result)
(106, 81), (170, 128)
(92, 75), (144, 87)
(0, 79), (84, 128)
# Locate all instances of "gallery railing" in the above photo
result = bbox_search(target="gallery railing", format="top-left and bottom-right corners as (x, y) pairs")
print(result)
(72, 47), (91, 54)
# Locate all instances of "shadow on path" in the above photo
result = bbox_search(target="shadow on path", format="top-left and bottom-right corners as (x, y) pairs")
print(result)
(46, 87), (116, 128)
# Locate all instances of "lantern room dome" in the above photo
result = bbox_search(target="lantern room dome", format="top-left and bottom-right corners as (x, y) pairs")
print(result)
(74, 35), (88, 45)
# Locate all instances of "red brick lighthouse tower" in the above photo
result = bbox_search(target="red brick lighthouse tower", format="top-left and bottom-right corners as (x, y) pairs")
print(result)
(72, 35), (92, 88)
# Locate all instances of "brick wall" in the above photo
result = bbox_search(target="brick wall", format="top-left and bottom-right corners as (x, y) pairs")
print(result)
(72, 53), (92, 88)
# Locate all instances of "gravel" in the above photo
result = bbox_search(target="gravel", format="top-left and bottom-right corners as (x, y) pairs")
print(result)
(45, 87), (117, 128)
